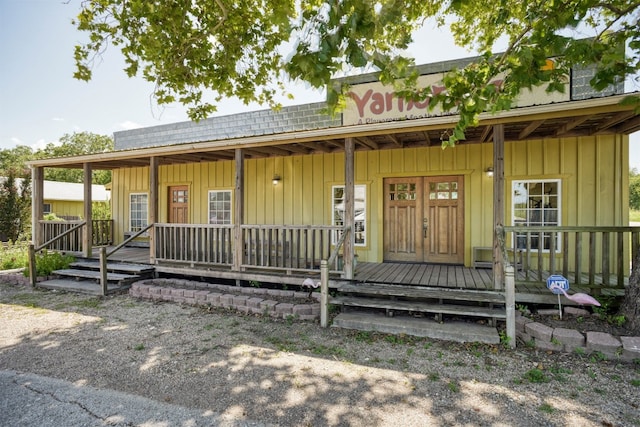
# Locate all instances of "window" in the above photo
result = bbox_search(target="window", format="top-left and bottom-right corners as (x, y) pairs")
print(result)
(332, 185), (366, 246)
(129, 193), (148, 232)
(512, 180), (561, 250)
(208, 190), (232, 224)
(43, 203), (51, 214)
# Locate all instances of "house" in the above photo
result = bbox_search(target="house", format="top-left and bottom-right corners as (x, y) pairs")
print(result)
(0, 177), (110, 220)
(40, 180), (110, 220)
(26, 56), (640, 343)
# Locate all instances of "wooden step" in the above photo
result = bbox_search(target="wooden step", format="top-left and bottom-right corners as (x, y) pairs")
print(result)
(37, 278), (131, 295)
(53, 269), (139, 283)
(331, 295), (505, 319)
(332, 312), (500, 344)
(336, 282), (505, 303)
(70, 261), (155, 275)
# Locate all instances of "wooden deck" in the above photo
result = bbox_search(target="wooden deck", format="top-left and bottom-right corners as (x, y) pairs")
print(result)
(77, 247), (624, 305)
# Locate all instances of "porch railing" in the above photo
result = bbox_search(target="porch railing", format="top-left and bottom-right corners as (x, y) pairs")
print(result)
(28, 220), (87, 286)
(39, 219), (114, 251)
(241, 225), (344, 273)
(154, 223), (345, 274)
(502, 226), (639, 289)
(40, 220), (84, 252)
(154, 223), (234, 265)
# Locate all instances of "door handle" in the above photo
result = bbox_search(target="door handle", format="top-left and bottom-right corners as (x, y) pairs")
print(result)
(423, 219), (428, 238)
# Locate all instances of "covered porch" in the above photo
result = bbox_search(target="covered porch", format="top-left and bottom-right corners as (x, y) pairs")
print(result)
(26, 92), (640, 346)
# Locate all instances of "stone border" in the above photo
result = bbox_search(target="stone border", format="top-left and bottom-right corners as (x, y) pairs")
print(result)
(516, 311), (640, 363)
(129, 279), (321, 321)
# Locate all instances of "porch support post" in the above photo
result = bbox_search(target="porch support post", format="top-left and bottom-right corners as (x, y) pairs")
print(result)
(344, 137), (355, 279)
(233, 149), (245, 272)
(31, 166), (44, 247)
(149, 156), (159, 264)
(83, 163), (93, 258)
(505, 264), (516, 348)
(492, 124), (505, 290)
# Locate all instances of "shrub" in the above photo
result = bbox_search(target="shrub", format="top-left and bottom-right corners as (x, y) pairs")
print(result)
(0, 241), (29, 270)
(23, 250), (74, 277)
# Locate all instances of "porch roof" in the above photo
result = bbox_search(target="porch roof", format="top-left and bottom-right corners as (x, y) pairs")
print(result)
(28, 93), (639, 170)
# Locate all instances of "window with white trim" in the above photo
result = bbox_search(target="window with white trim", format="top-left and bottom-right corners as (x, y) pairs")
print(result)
(129, 193), (148, 232)
(43, 203), (51, 214)
(332, 185), (366, 246)
(208, 190), (232, 224)
(512, 180), (561, 250)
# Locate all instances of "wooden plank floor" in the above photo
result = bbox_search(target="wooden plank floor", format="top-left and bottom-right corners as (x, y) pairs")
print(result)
(75, 250), (624, 304)
(355, 262), (494, 290)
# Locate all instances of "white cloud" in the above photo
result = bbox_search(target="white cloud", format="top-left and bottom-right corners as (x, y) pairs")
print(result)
(30, 139), (49, 150)
(10, 137), (23, 145)
(119, 120), (142, 130)
(52, 117), (65, 122)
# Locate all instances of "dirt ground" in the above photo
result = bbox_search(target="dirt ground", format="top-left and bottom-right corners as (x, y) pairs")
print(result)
(1, 281), (639, 427)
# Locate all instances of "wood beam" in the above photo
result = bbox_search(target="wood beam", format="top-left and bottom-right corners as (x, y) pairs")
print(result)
(421, 132), (431, 146)
(555, 116), (589, 136)
(149, 156), (158, 263)
(31, 166), (44, 247)
(247, 146), (294, 156)
(299, 141), (333, 153)
(518, 119), (544, 140)
(592, 111), (636, 134)
(492, 124), (505, 291)
(233, 149), (245, 272)
(83, 163), (93, 258)
(388, 134), (403, 147)
(356, 136), (378, 150)
(480, 125), (493, 143)
(282, 144), (311, 154)
(344, 137), (355, 280)
(615, 115), (640, 134)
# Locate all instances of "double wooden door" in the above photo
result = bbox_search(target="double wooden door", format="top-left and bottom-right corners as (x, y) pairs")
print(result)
(383, 176), (463, 264)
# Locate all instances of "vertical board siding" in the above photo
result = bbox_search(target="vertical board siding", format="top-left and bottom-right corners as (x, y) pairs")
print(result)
(110, 134), (628, 264)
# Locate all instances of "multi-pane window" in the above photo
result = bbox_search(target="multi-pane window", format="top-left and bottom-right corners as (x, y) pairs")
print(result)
(208, 190), (232, 224)
(43, 203), (51, 214)
(388, 182), (417, 200)
(512, 180), (561, 250)
(332, 185), (366, 246)
(129, 193), (148, 232)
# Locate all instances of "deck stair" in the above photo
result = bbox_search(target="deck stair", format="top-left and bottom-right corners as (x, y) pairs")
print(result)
(38, 260), (155, 295)
(330, 282), (505, 344)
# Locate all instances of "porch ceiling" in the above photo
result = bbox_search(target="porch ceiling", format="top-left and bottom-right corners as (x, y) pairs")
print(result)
(29, 94), (639, 170)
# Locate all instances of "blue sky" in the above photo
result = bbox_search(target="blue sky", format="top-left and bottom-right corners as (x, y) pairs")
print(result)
(1, 0), (638, 169)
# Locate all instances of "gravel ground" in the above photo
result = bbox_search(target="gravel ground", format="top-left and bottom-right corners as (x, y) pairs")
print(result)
(1, 282), (639, 427)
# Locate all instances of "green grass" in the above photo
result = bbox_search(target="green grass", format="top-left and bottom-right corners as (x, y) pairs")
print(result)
(630, 209), (640, 222)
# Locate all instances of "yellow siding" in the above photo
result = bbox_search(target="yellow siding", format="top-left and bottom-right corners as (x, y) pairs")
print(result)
(111, 134), (629, 266)
(46, 200), (84, 219)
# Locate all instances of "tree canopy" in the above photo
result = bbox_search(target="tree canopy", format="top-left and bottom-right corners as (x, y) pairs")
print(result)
(0, 132), (113, 184)
(74, 0), (640, 145)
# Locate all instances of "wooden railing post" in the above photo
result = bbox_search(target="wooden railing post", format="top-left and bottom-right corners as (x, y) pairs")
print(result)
(320, 260), (329, 328)
(505, 264), (516, 349)
(99, 246), (108, 296)
(28, 244), (37, 288)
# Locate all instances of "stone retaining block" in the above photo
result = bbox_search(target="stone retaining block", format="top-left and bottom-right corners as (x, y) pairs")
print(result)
(232, 295), (248, 308)
(206, 292), (222, 306)
(525, 322), (553, 342)
(220, 294), (235, 308)
(620, 336), (640, 362)
(587, 332), (622, 358)
(275, 303), (294, 318)
(293, 304), (312, 316)
(552, 328), (585, 352)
